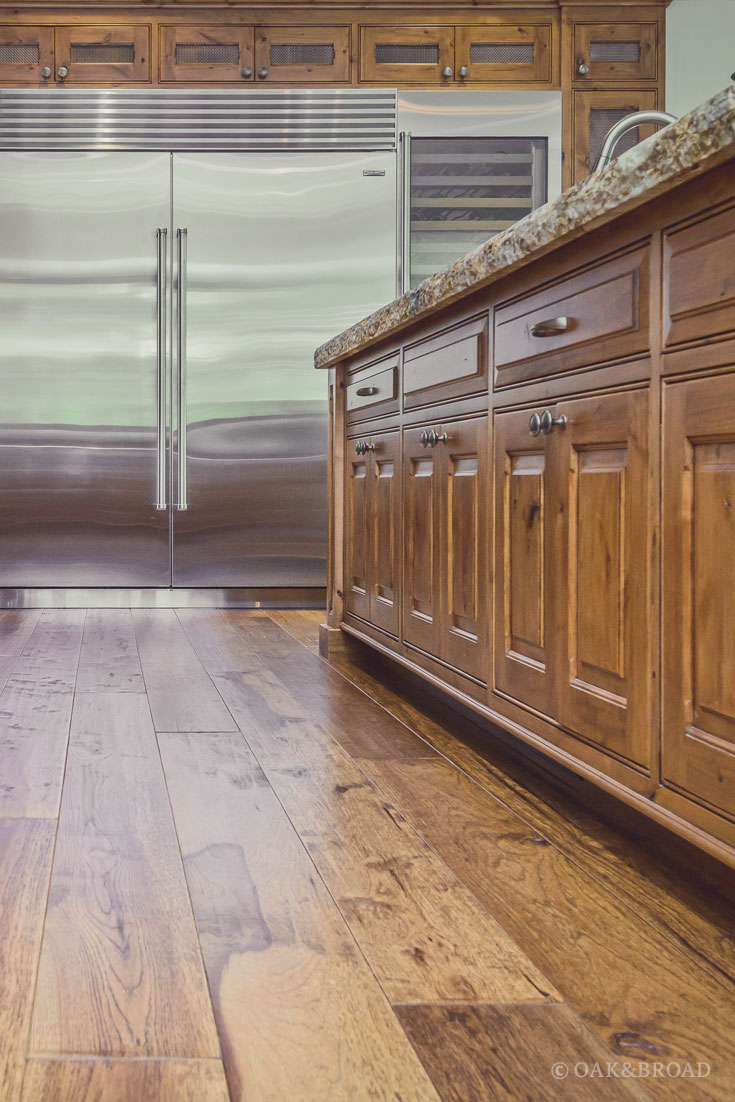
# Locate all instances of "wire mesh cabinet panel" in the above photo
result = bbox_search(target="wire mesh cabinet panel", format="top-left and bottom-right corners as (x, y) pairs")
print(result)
(254, 27), (351, 83)
(160, 26), (255, 82)
(360, 26), (455, 84)
(573, 21), (657, 82)
(572, 90), (657, 184)
(55, 27), (150, 83)
(405, 136), (548, 289)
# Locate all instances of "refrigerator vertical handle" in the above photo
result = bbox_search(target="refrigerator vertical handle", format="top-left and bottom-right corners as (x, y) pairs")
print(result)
(399, 132), (412, 295)
(176, 228), (188, 511)
(155, 228), (167, 510)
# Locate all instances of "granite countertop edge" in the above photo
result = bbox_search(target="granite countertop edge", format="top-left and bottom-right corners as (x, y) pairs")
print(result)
(314, 85), (735, 370)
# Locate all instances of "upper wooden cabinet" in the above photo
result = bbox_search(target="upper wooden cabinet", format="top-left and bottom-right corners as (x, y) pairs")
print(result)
(573, 21), (657, 82)
(360, 25), (454, 84)
(571, 88), (657, 183)
(0, 26), (53, 83)
(254, 26), (351, 83)
(160, 26), (254, 82)
(55, 26), (150, 84)
(456, 24), (553, 84)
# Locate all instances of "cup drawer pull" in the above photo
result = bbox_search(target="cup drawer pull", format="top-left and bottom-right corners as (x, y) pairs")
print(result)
(530, 316), (570, 337)
(356, 385), (379, 397)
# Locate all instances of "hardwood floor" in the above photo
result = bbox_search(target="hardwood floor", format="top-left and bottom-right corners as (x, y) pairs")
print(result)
(1, 607), (734, 1101)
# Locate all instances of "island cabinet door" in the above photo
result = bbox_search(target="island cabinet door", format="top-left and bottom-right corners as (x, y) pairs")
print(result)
(493, 407), (557, 720)
(440, 416), (489, 683)
(403, 426), (442, 660)
(556, 390), (652, 771)
(662, 372), (735, 819)
(370, 431), (401, 638)
(345, 437), (371, 623)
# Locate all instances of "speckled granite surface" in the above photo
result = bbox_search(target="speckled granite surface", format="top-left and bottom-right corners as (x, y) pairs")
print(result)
(315, 85), (735, 369)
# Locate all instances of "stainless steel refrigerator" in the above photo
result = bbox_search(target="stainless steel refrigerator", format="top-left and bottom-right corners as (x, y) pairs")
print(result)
(0, 90), (397, 593)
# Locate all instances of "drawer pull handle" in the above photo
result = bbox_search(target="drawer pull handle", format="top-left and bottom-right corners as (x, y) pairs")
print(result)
(540, 409), (567, 434)
(356, 386), (378, 397)
(530, 316), (570, 338)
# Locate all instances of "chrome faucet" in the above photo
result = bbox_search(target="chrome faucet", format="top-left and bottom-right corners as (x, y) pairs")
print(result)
(594, 110), (678, 173)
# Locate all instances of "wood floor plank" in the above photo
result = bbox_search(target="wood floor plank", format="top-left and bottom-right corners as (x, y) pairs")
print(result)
(132, 611), (236, 732)
(0, 820), (56, 1102)
(175, 609), (267, 677)
(0, 611), (42, 657)
(158, 730), (441, 1102)
(212, 666), (557, 1006)
(29, 693), (220, 1058)
(0, 685), (74, 818)
(396, 1003), (650, 1101)
(76, 610), (145, 693)
(266, 610), (323, 650)
(356, 757), (735, 1102)
(327, 644), (735, 994)
(7, 610), (84, 694)
(0, 655), (19, 694)
(21, 1059), (230, 1102)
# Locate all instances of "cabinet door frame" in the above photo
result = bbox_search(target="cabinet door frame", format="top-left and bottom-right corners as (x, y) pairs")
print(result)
(402, 424), (442, 658)
(254, 26), (351, 84)
(573, 21), (657, 83)
(662, 371), (735, 819)
(0, 25), (54, 83)
(571, 89), (657, 184)
(370, 430), (401, 637)
(456, 24), (552, 85)
(159, 25), (254, 83)
(345, 434), (372, 624)
(556, 388), (652, 771)
(359, 25), (455, 84)
(493, 406), (557, 719)
(55, 25), (151, 84)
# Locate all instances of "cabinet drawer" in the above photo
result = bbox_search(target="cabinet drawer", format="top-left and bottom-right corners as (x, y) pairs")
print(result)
(494, 245), (649, 386)
(573, 22), (657, 82)
(346, 356), (399, 422)
(404, 314), (488, 409)
(664, 204), (735, 349)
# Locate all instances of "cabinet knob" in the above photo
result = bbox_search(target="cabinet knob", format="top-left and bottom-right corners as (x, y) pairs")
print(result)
(41, 66), (52, 79)
(578, 62), (590, 75)
(442, 66), (454, 78)
(540, 409), (567, 435)
(57, 65), (68, 79)
(459, 65), (469, 78)
(421, 428), (447, 447)
(529, 413), (542, 437)
(258, 67), (269, 79)
(242, 66), (253, 78)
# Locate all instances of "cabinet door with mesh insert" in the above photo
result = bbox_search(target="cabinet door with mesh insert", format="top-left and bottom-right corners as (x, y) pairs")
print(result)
(55, 26), (150, 84)
(572, 89), (656, 184)
(160, 26), (254, 83)
(0, 26), (53, 83)
(255, 27), (350, 84)
(573, 22), (657, 82)
(360, 25), (454, 84)
(456, 24), (553, 84)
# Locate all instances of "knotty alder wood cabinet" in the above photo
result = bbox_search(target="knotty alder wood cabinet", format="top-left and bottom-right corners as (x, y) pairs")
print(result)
(325, 158), (735, 866)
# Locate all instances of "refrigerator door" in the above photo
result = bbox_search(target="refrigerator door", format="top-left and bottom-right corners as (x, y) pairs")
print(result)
(0, 151), (172, 587)
(171, 151), (397, 587)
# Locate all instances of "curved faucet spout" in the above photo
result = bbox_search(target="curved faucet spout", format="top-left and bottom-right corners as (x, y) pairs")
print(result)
(594, 110), (678, 173)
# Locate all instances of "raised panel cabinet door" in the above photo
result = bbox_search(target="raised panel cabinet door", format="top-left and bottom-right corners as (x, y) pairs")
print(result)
(573, 22), (657, 82)
(345, 436), (371, 623)
(160, 26), (255, 83)
(254, 26), (351, 84)
(55, 26), (150, 84)
(403, 426), (441, 659)
(440, 416), (489, 683)
(456, 24), (552, 84)
(371, 431), (401, 638)
(557, 390), (652, 771)
(493, 408), (556, 719)
(0, 26), (53, 83)
(662, 372), (735, 819)
(572, 90), (657, 184)
(360, 25), (455, 84)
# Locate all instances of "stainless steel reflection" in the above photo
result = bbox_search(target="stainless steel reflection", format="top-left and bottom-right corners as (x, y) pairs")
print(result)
(171, 151), (397, 587)
(155, 227), (168, 510)
(0, 587), (326, 608)
(0, 151), (172, 587)
(176, 227), (188, 511)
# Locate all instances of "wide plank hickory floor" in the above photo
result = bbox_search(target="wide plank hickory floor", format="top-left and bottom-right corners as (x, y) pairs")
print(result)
(0, 608), (733, 1101)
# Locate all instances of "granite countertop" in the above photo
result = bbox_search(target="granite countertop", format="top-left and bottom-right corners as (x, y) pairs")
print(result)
(315, 85), (735, 370)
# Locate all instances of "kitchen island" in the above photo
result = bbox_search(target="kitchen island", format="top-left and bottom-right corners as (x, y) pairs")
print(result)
(316, 86), (735, 866)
